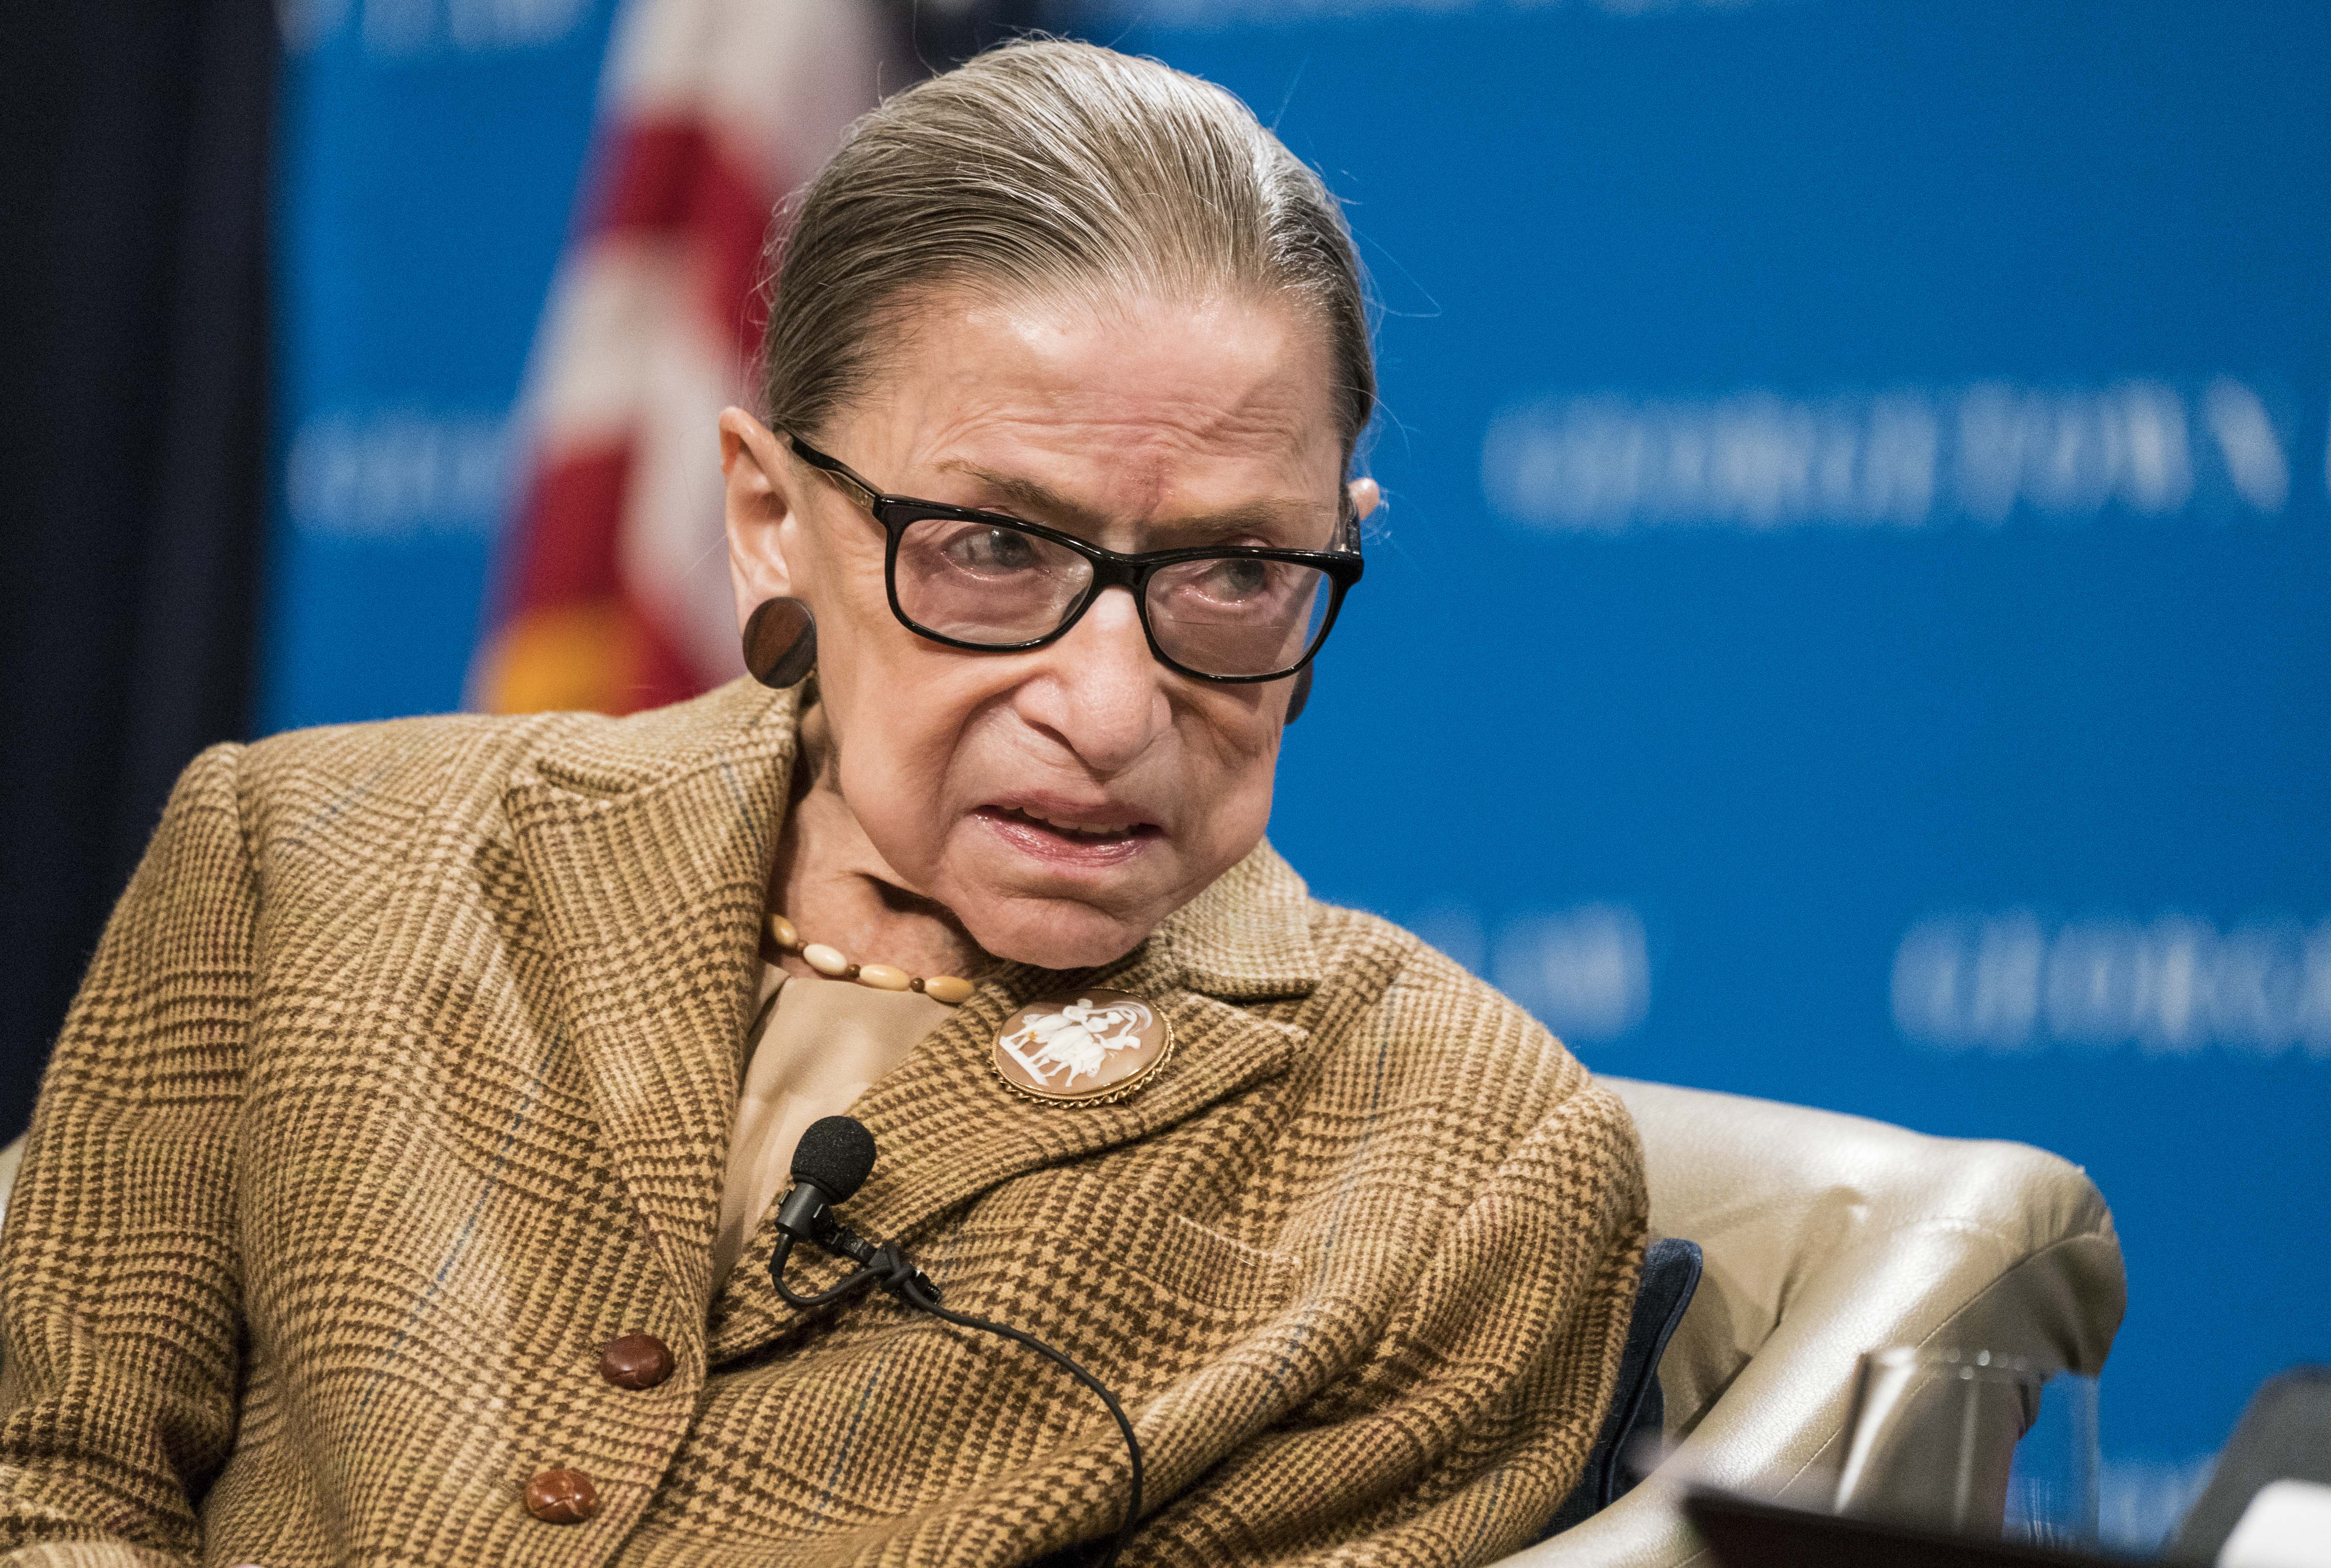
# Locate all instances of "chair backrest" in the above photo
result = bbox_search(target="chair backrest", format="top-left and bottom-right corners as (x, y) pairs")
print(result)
(1504, 1078), (2124, 1568)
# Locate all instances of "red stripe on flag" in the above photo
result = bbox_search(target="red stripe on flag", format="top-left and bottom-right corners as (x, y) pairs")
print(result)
(590, 119), (712, 237)
(501, 443), (632, 610)
(618, 586), (714, 712)
(691, 137), (788, 362)
(587, 119), (779, 363)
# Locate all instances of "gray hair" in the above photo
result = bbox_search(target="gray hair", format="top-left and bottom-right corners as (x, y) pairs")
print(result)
(757, 38), (1375, 472)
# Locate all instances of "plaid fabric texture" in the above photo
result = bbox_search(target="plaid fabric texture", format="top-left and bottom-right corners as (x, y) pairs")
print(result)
(0, 679), (1646, 1567)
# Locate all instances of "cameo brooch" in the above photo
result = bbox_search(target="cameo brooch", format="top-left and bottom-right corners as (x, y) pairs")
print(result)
(992, 989), (1172, 1105)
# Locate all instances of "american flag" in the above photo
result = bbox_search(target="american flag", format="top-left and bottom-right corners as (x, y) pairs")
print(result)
(470, 0), (899, 715)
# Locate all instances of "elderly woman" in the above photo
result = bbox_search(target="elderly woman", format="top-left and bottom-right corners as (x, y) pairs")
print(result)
(0, 40), (1645, 1568)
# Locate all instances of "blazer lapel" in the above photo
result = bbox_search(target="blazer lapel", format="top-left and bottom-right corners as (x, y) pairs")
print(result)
(710, 848), (1322, 1360)
(850, 839), (1326, 1249)
(847, 954), (1307, 1246)
(506, 683), (800, 1315)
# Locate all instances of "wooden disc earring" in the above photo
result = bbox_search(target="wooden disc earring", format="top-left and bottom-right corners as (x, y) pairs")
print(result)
(743, 597), (817, 689)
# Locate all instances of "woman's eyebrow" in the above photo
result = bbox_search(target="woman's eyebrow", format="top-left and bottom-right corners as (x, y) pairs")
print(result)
(937, 461), (1334, 541)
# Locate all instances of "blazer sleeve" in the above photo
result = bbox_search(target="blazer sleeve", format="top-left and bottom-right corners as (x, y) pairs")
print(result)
(1146, 1075), (1649, 1568)
(0, 744), (255, 1566)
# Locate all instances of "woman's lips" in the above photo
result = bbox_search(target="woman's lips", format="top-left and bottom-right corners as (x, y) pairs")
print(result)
(975, 805), (1161, 869)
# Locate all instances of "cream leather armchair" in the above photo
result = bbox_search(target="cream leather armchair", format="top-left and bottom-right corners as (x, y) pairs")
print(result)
(1505, 1078), (2126, 1568)
(0, 1136), (22, 1240)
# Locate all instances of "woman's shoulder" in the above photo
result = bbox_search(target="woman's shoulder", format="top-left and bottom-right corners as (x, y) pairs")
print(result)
(1300, 899), (1573, 1059)
(216, 679), (788, 839)
(1293, 901), (1629, 1146)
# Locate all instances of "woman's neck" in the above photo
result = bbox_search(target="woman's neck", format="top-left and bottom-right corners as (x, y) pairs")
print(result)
(767, 702), (986, 984)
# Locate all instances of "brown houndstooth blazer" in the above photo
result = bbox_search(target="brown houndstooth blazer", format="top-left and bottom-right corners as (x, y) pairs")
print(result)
(0, 678), (1646, 1568)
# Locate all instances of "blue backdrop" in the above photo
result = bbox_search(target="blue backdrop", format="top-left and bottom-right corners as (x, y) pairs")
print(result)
(268, 0), (2331, 1540)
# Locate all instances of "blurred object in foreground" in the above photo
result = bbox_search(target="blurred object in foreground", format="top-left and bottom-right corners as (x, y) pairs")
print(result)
(1835, 1349), (2046, 1538)
(1684, 1488), (2118, 1568)
(1833, 1348), (2103, 1548)
(2007, 1374), (2104, 1549)
(2218, 1481), (2331, 1568)
(469, 0), (897, 715)
(2170, 1368), (2331, 1566)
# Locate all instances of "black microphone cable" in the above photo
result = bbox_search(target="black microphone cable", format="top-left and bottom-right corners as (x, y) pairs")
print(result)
(770, 1116), (1145, 1568)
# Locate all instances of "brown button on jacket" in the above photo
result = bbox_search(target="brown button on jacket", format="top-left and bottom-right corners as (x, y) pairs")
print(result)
(0, 680), (1646, 1567)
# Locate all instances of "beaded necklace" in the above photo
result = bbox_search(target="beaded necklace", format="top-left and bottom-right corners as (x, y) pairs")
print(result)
(762, 914), (976, 1007)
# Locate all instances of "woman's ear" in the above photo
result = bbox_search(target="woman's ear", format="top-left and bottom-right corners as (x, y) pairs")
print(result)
(722, 406), (803, 630)
(1346, 476), (1382, 524)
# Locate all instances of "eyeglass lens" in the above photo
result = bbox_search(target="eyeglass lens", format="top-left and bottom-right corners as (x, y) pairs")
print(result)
(892, 514), (1334, 679)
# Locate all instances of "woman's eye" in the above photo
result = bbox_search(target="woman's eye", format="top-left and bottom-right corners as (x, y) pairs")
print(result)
(946, 527), (1039, 573)
(1203, 559), (1272, 600)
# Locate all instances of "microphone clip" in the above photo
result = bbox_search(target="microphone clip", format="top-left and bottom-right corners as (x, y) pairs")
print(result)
(814, 1218), (941, 1304)
(854, 1236), (942, 1304)
(768, 1183), (939, 1309)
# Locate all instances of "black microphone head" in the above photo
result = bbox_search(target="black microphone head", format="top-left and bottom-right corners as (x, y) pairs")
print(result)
(791, 1115), (877, 1204)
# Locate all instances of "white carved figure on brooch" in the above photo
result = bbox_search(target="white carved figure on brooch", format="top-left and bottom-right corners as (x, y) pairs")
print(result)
(991, 989), (1173, 1105)
(1008, 996), (1152, 1085)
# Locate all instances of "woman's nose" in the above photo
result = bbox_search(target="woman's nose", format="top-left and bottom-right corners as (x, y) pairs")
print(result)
(1018, 587), (1171, 774)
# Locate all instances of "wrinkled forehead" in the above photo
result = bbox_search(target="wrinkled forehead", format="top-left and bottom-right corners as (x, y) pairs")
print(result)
(836, 287), (1349, 552)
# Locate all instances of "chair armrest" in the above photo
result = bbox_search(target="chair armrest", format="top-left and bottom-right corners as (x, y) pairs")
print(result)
(1497, 1081), (2125, 1568)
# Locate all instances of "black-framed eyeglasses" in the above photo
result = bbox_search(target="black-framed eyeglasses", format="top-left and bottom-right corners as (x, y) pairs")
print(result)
(787, 435), (1364, 684)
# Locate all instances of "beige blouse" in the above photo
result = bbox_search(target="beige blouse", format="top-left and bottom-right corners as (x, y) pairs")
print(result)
(709, 965), (951, 1290)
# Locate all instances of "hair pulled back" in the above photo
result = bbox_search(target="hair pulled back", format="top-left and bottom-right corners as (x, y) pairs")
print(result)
(758, 39), (1374, 470)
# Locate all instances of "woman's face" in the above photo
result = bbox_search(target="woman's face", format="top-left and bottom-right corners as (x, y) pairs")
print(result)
(721, 288), (1374, 970)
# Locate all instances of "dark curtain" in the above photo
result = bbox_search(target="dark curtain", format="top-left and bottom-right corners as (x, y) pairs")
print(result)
(0, 0), (277, 1141)
(897, 0), (1055, 70)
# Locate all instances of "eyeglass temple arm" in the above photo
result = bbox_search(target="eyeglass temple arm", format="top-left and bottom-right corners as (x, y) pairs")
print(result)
(787, 434), (884, 510)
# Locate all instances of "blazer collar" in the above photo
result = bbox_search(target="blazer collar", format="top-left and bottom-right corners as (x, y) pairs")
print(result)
(504, 679), (803, 1318)
(502, 677), (1325, 1338)
(1152, 836), (1321, 1001)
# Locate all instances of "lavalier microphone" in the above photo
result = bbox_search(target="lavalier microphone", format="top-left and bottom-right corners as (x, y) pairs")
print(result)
(769, 1115), (1144, 1568)
(772, 1114), (875, 1244)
